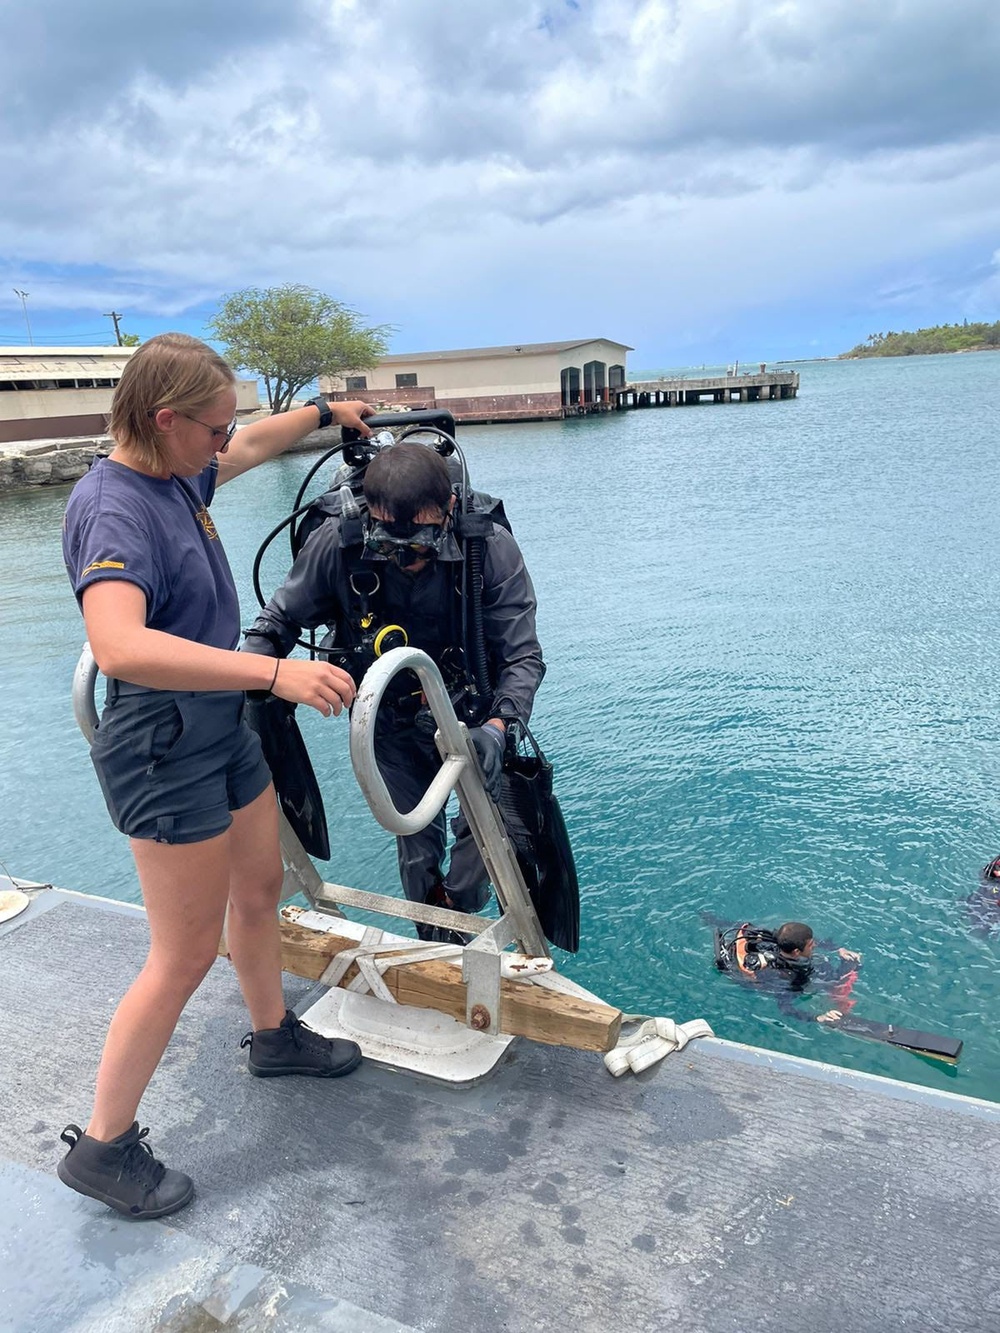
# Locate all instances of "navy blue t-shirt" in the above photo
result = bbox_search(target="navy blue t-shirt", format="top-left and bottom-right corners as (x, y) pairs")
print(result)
(62, 457), (240, 650)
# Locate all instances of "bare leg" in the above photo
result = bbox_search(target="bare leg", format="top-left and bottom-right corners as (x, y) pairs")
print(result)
(223, 785), (286, 1033)
(87, 830), (233, 1141)
(225, 786), (362, 1081)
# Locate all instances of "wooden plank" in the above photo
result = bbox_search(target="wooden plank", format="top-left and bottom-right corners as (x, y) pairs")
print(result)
(238, 914), (622, 1054)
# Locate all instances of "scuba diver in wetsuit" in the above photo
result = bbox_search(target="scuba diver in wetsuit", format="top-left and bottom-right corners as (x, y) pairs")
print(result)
(964, 856), (1000, 936)
(243, 440), (545, 942)
(714, 920), (863, 1025)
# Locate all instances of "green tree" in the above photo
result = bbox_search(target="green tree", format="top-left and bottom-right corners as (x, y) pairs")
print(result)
(207, 285), (391, 414)
(842, 319), (1000, 358)
(120, 332), (141, 346)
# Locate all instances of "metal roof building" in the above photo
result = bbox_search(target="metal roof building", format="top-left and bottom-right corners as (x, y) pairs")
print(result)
(0, 347), (258, 446)
(323, 338), (633, 423)
(0, 347), (134, 444)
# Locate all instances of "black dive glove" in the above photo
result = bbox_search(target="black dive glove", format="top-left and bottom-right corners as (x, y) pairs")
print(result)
(469, 723), (506, 801)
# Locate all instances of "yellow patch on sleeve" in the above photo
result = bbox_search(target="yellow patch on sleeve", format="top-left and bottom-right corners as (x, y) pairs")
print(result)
(195, 506), (219, 540)
(81, 559), (126, 577)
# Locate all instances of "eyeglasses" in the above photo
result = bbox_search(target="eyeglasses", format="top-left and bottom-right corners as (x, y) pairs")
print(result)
(179, 411), (238, 447)
(147, 408), (238, 448)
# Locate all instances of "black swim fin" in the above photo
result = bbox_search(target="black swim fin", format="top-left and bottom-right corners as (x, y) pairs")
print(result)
(245, 694), (330, 861)
(832, 1015), (963, 1063)
(496, 726), (580, 954)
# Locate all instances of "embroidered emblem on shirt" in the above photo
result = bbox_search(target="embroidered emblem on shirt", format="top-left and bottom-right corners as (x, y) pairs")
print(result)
(195, 506), (219, 540)
(82, 559), (126, 576)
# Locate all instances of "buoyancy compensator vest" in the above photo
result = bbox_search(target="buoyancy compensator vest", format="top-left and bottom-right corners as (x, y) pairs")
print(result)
(713, 923), (810, 983)
(299, 486), (513, 724)
(283, 415), (514, 723)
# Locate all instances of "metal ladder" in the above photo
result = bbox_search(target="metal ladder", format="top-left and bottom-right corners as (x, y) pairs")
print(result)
(346, 646), (550, 1035)
(72, 644), (551, 1037)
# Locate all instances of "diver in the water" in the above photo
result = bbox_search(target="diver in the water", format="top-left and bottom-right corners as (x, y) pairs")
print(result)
(710, 915), (963, 1062)
(964, 857), (1000, 936)
(244, 441), (546, 943)
(713, 920), (863, 1025)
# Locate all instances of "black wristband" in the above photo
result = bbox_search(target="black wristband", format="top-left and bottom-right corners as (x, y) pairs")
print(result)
(309, 395), (334, 429)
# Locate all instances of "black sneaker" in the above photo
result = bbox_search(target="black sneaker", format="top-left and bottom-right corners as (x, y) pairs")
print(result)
(57, 1122), (194, 1220)
(241, 1010), (362, 1078)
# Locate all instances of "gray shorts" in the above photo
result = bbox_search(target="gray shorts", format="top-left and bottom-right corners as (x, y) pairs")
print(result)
(90, 683), (272, 844)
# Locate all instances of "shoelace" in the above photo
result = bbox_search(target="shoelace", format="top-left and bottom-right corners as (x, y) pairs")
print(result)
(117, 1127), (166, 1191)
(285, 1017), (328, 1053)
(241, 1017), (324, 1051)
(240, 1015), (333, 1055)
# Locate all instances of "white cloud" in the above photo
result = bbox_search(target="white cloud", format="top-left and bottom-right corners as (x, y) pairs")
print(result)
(2, 1), (999, 354)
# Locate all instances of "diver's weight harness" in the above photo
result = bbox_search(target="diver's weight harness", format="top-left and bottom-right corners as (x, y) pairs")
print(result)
(313, 493), (512, 730)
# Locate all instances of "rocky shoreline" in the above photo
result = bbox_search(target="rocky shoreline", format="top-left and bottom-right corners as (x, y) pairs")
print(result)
(0, 426), (333, 495)
(0, 437), (106, 493)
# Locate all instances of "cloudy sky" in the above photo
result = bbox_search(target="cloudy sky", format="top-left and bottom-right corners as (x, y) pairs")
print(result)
(2, 0), (998, 366)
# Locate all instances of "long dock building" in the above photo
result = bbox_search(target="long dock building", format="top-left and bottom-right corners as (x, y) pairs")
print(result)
(324, 338), (632, 423)
(325, 341), (798, 423)
(0, 346), (260, 445)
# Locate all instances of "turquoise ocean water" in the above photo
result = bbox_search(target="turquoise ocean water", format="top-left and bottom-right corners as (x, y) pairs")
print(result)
(2, 352), (999, 1101)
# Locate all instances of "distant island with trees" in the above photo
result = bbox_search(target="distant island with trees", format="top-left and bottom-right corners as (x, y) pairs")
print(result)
(841, 320), (1000, 358)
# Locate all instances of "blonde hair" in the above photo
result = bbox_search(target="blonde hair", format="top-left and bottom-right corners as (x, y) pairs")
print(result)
(108, 332), (236, 470)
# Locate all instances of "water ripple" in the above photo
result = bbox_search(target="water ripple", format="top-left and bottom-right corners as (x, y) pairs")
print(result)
(2, 354), (999, 1099)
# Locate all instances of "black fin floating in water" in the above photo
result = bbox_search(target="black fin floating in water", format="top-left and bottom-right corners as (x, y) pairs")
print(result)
(832, 1015), (963, 1064)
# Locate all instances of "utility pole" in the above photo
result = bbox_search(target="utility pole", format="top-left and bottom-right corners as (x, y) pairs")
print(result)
(104, 310), (124, 345)
(13, 289), (32, 345)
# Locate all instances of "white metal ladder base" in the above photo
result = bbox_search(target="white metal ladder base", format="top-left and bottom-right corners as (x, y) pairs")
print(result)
(301, 989), (514, 1085)
(296, 914), (514, 1085)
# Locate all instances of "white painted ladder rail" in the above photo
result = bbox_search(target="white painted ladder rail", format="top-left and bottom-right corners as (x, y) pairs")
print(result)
(72, 644), (100, 743)
(72, 645), (523, 948)
(72, 644), (487, 944)
(71, 642), (552, 1038)
(349, 645), (551, 1035)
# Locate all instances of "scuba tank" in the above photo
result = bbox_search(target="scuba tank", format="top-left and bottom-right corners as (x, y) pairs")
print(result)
(714, 923), (782, 975)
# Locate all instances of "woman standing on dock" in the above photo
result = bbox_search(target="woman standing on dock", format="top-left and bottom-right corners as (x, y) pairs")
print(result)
(57, 333), (372, 1219)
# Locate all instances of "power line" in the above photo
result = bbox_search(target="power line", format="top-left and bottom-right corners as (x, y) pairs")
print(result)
(2, 323), (125, 336)
(0, 333), (122, 344)
(0, 328), (116, 336)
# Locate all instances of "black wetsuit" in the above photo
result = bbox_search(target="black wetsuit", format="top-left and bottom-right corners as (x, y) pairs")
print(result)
(244, 506), (544, 916)
(716, 925), (861, 1023)
(964, 875), (1000, 936)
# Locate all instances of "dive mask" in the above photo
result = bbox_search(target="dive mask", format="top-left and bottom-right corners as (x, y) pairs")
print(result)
(364, 516), (449, 567)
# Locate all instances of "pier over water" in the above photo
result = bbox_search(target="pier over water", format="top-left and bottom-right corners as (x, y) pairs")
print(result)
(616, 367), (799, 411)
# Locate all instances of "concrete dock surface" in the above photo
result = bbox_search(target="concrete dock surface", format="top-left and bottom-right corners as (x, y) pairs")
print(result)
(2, 887), (997, 1332)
